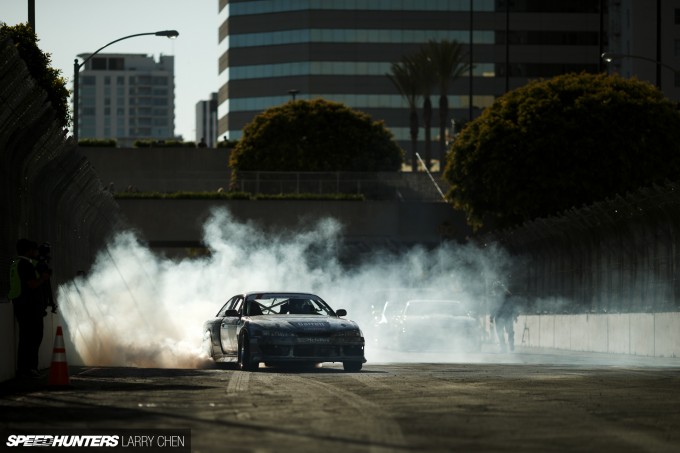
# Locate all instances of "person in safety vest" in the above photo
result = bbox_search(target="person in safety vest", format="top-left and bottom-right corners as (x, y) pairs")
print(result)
(8, 238), (51, 378)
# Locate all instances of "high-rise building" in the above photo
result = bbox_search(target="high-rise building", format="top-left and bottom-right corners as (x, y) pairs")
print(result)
(218, 1), (680, 162)
(217, 1), (603, 159)
(604, 0), (680, 99)
(195, 92), (218, 147)
(76, 53), (175, 147)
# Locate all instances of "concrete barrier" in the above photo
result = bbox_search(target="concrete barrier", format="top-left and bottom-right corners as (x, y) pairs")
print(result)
(517, 312), (680, 359)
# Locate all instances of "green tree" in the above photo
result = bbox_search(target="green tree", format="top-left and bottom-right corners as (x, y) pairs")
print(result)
(387, 57), (421, 172)
(0, 22), (70, 128)
(230, 99), (403, 174)
(443, 72), (680, 231)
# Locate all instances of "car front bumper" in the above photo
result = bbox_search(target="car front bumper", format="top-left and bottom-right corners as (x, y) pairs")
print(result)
(249, 337), (366, 363)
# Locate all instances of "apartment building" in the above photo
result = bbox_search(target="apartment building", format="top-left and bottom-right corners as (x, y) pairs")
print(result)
(76, 53), (175, 147)
(195, 92), (219, 147)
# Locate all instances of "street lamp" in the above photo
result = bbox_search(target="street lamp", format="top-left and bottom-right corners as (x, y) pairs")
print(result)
(600, 52), (678, 87)
(73, 30), (179, 143)
(288, 89), (300, 101)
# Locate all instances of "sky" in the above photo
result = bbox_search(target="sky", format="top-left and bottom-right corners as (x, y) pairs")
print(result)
(2, 0), (217, 142)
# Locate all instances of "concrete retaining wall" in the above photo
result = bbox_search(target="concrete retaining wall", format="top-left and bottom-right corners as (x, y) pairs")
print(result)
(516, 312), (680, 358)
(115, 199), (471, 253)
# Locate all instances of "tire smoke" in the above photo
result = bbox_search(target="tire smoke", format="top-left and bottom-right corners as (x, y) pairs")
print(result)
(57, 208), (509, 368)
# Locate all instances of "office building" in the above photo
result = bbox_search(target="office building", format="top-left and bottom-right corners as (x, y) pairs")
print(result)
(76, 53), (175, 147)
(604, 0), (680, 99)
(217, 1), (680, 160)
(196, 92), (218, 147)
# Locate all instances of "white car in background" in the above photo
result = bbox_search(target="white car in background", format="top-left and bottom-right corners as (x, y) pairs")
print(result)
(376, 299), (482, 352)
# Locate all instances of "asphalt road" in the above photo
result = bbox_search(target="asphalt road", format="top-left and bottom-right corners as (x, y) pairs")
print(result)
(1, 351), (679, 452)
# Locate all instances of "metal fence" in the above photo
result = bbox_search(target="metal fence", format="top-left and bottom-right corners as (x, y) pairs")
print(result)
(0, 37), (122, 297)
(234, 171), (448, 201)
(484, 181), (680, 314)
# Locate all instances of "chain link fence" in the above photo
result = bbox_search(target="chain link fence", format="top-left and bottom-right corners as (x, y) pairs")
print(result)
(483, 181), (680, 314)
(0, 37), (123, 298)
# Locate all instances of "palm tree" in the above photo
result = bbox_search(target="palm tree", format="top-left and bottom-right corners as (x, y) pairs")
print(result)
(422, 40), (470, 166)
(387, 57), (421, 172)
(414, 50), (438, 171)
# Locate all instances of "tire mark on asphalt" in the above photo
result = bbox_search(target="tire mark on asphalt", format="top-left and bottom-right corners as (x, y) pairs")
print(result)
(292, 375), (408, 452)
(226, 371), (250, 395)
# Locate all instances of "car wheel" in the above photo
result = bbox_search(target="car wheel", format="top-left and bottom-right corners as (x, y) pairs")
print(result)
(343, 361), (362, 372)
(238, 334), (259, 371)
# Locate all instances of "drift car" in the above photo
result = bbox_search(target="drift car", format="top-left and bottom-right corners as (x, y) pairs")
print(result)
(375, 299), (482, 352)
(203, 292), (366, 371)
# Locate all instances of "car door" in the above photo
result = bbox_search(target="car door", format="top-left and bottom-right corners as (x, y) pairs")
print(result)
(209, 300), (232, 358)
(220, 295), (243, 355)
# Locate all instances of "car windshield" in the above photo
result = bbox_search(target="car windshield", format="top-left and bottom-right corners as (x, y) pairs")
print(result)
(244, 293), (335, 316)
(404, 300), (469, 317)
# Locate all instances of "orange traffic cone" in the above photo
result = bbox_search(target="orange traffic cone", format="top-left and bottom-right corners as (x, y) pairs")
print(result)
(48, 326), (70, 387)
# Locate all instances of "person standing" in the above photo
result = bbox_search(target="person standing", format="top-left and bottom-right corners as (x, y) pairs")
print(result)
(490, 280), (516, 352)
(8, 238), (51, 378)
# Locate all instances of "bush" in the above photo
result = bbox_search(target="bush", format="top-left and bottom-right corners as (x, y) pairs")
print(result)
(78, 138), (117, 147)
(443, 72), (680, 230)
(112, 191), (363, 201)
(230, 99), (403, 175)
(133, 140), (196, 148)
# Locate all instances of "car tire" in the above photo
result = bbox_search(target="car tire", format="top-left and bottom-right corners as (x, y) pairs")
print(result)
(343, 361), (362, 372)
(238, 334), (259, 371)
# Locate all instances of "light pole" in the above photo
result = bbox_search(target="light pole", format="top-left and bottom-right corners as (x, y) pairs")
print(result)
(600, 52), (678, 88)
(73, 30), (179, 143)
(288, 89), (300, 101)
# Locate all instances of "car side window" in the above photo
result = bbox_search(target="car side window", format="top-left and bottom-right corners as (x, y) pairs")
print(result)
(229, 296), (244, 314)
(217, 296), (239, 317)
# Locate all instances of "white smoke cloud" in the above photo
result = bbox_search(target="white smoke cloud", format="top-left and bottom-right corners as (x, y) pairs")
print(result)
(56, 208), (510, 368)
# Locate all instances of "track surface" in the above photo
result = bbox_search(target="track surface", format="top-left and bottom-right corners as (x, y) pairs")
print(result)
(2, 351), (680, 452)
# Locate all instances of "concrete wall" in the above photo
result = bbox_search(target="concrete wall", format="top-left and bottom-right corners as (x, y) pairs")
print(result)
(80, 147), (231, 192)
(115, 199), (471, 252)
(516, 312), (680, 359)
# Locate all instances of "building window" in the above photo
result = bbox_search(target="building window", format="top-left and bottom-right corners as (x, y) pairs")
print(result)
(108, 58), (124, 70)
(92, 58), (107, 70)
(675, 9), (680, 24)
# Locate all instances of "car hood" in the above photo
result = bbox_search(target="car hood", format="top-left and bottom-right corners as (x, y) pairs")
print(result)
(248, 315), (361, 333)
(402, 314), (477, 327)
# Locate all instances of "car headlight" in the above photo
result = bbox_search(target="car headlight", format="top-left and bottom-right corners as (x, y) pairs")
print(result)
(333, 329), (363, 337)
(249, 325), (295, 338)
(261, 329), (295, 337)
